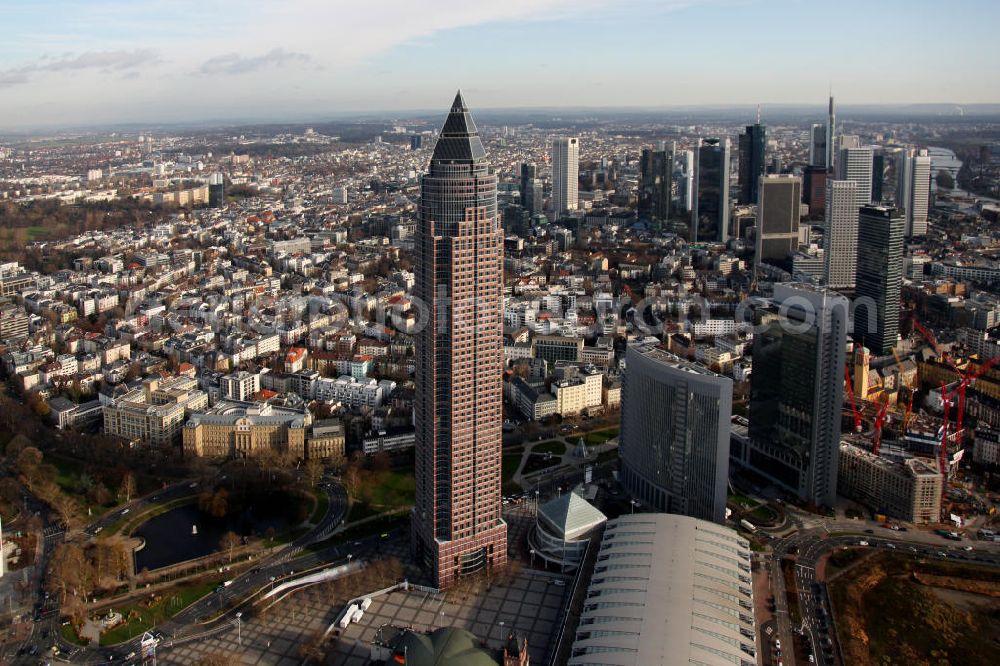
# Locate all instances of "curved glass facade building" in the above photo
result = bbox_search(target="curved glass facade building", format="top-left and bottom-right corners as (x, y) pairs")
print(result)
(411, 92), (507, 588)
(619, 344), (733, 524)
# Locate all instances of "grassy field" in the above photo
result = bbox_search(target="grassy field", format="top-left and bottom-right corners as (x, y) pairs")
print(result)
(355, 469), (415, 512)
(100, 581), (216, 645)
(521, 453), (561, 476)
(583, 427), (618, 445)
(502, 453), (522, 482)
(309, 488), (330, 524)
(532, 440), (567, 455)
(829, 552), (1000, 665)
(60, 622), (88, 646)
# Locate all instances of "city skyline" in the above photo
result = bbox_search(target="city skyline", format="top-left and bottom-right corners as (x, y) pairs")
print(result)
(1, 0), (999, 129)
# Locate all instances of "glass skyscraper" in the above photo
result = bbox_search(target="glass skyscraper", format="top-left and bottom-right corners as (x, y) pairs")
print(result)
(692, 138), (731, 243)
(619, 344), (732, 523)
(854, 205), (904, 356)
(738, 123), (766, 205)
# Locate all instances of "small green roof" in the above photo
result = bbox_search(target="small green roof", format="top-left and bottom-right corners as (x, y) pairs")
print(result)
(390, 627), (498, 666)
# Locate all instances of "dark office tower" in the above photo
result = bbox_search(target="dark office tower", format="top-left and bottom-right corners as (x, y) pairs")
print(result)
(208, 172), (225, 208)
(747, 283), (848, 506)
(853, 205), (904, 356)
(802, 166), (828, 216)
(738, 123), (766, 204)
(871, 151), (886, 203)
(692, 138), (731, 243)
(809, 123), (827, 168)
(411, 135), (423, 150)
(638, 147), (673, 227)
(519, 162), (542, 215)
(755, 175), (801, 264)
(826, 95), (837, 173)
(412, 92), (507, 589)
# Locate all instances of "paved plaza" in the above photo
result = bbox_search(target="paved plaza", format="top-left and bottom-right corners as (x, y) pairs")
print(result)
(328, 572), (570, 665)
(157, 563), (569, 665)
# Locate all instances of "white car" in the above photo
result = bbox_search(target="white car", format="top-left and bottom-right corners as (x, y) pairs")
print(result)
(858, 540), (869, 546)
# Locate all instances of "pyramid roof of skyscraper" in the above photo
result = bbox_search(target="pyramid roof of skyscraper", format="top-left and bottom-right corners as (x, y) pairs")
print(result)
(431, 90), (487, 164)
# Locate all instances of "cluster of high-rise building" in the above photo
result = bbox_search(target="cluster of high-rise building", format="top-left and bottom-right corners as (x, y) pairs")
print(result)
(3, 88), (998, 611)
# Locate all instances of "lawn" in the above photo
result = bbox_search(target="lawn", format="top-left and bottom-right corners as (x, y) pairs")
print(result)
(521, 453), (561, 476)
(502, 453), (523, 483)
(349, 469), (415, 526)
(60, 622), (88, 646)
(749, 504), (778, 524)
(309, 488), (330, 524)
(356, 469), (415, 511)
(532, 440), (567, 456)
(583, 428), (619, 445)
(100, 581), (216, 645)
(728, 493), (756, 509)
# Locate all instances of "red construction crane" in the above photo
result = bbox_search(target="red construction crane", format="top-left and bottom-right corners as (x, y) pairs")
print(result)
(844, 365), (862, 432)
(872, 399), (891, 457)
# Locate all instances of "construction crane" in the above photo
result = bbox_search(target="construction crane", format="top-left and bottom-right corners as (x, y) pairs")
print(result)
(872, 398), (891, 457)
(913, 316), (1000, 500)
(844, 365), (862, 432)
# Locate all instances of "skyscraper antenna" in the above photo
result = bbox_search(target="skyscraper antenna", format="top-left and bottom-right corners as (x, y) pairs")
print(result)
(756, 104), (761, 124)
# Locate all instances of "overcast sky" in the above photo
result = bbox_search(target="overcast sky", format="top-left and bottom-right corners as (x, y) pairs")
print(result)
(1, 0), (997, 129)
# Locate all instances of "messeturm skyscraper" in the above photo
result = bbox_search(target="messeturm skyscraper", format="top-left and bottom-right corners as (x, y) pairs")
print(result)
(412, 92), (507, 588)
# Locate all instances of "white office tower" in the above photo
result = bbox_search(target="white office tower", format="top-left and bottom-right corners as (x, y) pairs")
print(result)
(895, 148), (931, 237)
(809, 123), (827, 168)
(823, 180), (860, 289)
(551, 137), (579, 215)
(676, 149), (695, 212)
(837, 143), (874, 207)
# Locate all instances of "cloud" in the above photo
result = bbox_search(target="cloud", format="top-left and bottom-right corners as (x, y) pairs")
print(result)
(198, 48), (314, 76)
(0, 49), (160, 88)
(38, 49), (160, 72)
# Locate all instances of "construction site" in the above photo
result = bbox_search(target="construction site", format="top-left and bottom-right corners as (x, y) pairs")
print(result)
(838, 318), (1000, 524)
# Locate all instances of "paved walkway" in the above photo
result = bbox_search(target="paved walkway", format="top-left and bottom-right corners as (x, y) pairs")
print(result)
(328, 573), (569, 666)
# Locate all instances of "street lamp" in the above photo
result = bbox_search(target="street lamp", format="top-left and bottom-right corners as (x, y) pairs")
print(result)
(630, 499), (637, 515)
(269, 576), (276, 592)
(529, 549), (535, 568)
(497, 620), (505, 645)
(235, 611), (242, 646)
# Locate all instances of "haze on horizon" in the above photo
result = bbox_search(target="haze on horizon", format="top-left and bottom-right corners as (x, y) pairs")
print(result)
(1, 0), (998, 130)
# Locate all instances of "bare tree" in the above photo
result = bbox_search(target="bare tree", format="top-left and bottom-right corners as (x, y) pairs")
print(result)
(304, 458), (324, 488)
(118, 471), (137, 503)
(219, 531), (241, 563)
